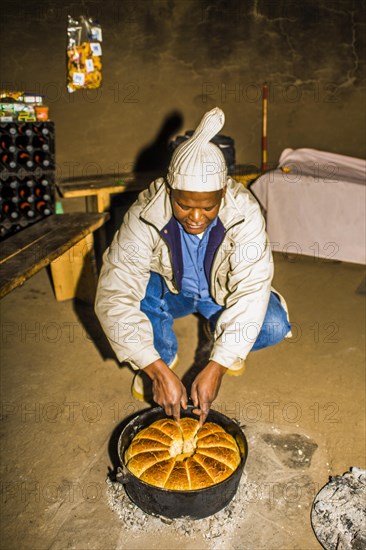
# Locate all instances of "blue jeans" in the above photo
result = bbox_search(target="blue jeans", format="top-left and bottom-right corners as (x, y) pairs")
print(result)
(140, 272), (291, 366)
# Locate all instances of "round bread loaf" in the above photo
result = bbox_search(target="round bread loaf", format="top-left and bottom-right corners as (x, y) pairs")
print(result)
(124, 417), (241, 490)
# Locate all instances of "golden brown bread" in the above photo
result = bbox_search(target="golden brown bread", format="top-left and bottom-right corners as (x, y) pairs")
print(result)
(125, 417), (241, 490)
(126, 450), (171, 478)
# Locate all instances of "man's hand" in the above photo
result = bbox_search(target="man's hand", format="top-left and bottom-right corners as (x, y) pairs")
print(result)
(191, 361), (227, 426)
(144, 359), (188, 421)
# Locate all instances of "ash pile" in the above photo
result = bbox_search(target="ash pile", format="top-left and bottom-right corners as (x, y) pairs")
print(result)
(311, 467), (366, 550)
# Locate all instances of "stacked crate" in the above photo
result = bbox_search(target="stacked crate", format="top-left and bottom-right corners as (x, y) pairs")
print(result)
(0, 122), (55, 240)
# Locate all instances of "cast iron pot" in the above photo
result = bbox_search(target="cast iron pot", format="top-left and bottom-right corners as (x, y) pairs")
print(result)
(116, 405), (248, 519)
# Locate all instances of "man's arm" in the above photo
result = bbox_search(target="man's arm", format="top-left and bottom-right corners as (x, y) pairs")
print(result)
(95, 205), (187, 419)
(95, 207), (161, 368)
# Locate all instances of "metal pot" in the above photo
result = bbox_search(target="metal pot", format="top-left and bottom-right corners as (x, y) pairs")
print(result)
(117, 405), (248, 519)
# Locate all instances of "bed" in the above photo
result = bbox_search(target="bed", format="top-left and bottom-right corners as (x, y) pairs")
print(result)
(251, 148), (366, 265)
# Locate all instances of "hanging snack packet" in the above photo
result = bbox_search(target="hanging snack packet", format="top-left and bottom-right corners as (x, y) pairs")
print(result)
(67, 15), (102, 93)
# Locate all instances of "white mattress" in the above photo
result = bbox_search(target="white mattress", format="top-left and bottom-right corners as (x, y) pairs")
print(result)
(251, 148), (366, 265)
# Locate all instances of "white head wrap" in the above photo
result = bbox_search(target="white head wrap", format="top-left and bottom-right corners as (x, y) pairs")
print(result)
(167, 107), (227, 191)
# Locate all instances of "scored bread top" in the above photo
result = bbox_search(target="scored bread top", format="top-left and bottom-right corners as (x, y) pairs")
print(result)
(124, 418), (241, 491)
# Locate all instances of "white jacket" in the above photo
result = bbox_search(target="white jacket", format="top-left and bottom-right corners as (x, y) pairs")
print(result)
(95, 177), (275, 370)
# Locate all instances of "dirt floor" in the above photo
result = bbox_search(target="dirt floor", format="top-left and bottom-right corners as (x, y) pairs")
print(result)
(1, 225), (365, 549)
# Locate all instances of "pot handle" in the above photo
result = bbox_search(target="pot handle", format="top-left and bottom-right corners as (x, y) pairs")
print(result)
(232, 417), (243, 427)
(183, 399), (199, 415)
(116, 465), (131, 485)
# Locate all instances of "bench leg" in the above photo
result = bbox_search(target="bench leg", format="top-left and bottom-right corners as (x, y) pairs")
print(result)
(85, 192), (111, 213)
(97, 191), (111, 213)
(85, 193), (110, 257)
(50, 233), (98, 303)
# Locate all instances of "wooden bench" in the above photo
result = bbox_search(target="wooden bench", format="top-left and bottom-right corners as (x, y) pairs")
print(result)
(58, 173), (150, 213)
(0, 212), (109, 303)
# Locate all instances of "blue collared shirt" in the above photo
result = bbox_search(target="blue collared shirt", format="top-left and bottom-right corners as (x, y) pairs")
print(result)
(178, 218), (218, 299)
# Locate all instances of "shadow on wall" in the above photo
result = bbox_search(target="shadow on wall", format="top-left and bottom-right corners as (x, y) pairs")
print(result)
(107, 110), (184, 246)
(133, 110), (183, 179)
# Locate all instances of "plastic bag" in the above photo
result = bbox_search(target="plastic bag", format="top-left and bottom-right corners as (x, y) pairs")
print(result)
(67, 15), (102, 93)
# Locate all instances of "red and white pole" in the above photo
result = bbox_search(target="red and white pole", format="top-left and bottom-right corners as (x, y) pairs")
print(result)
(262, 83), (268, 172)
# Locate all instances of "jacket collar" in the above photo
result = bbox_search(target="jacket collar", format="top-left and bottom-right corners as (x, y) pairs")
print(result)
(139, 178), (245, 231)
(218, 184), (246, 229)
(139, 179), (172, 229)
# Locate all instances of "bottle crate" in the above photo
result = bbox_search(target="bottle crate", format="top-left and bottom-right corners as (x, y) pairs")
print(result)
(0, 122), (56, 240)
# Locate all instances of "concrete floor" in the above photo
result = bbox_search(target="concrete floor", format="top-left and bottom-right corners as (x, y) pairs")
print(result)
(1, 236), (365, 549)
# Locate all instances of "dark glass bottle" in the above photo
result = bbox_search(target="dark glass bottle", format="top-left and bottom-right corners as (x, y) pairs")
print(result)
(15, 135), (34, 153)
(18, 184), (34, 201)
(0, 152), (17, 169)
(32, 135), (49, 151)
(35, 200), (52, 216)
(18, 124), (33, 137)
(0, 134), (16, 153)
(2, 201), (20, 220)
(32, 123), (49, 136)
(0, 225), (9, 238)
(5, 123), (18, 136)
(33, 151), (51, 168)
(23, 177), (35, 188)
(34, 185), (51, 201)
(17, 151), (34, 169)
(19, 201), (35, 218)
(1, 180), (18, 200)
(39, 176), (51, 187)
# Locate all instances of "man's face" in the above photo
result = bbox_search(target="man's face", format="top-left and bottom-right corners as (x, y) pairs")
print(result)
(168, 186), (226, 235)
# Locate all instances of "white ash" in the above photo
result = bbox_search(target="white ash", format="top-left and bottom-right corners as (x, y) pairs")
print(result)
(311, 467), (366, 550)
(106, 471), (250, 548)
